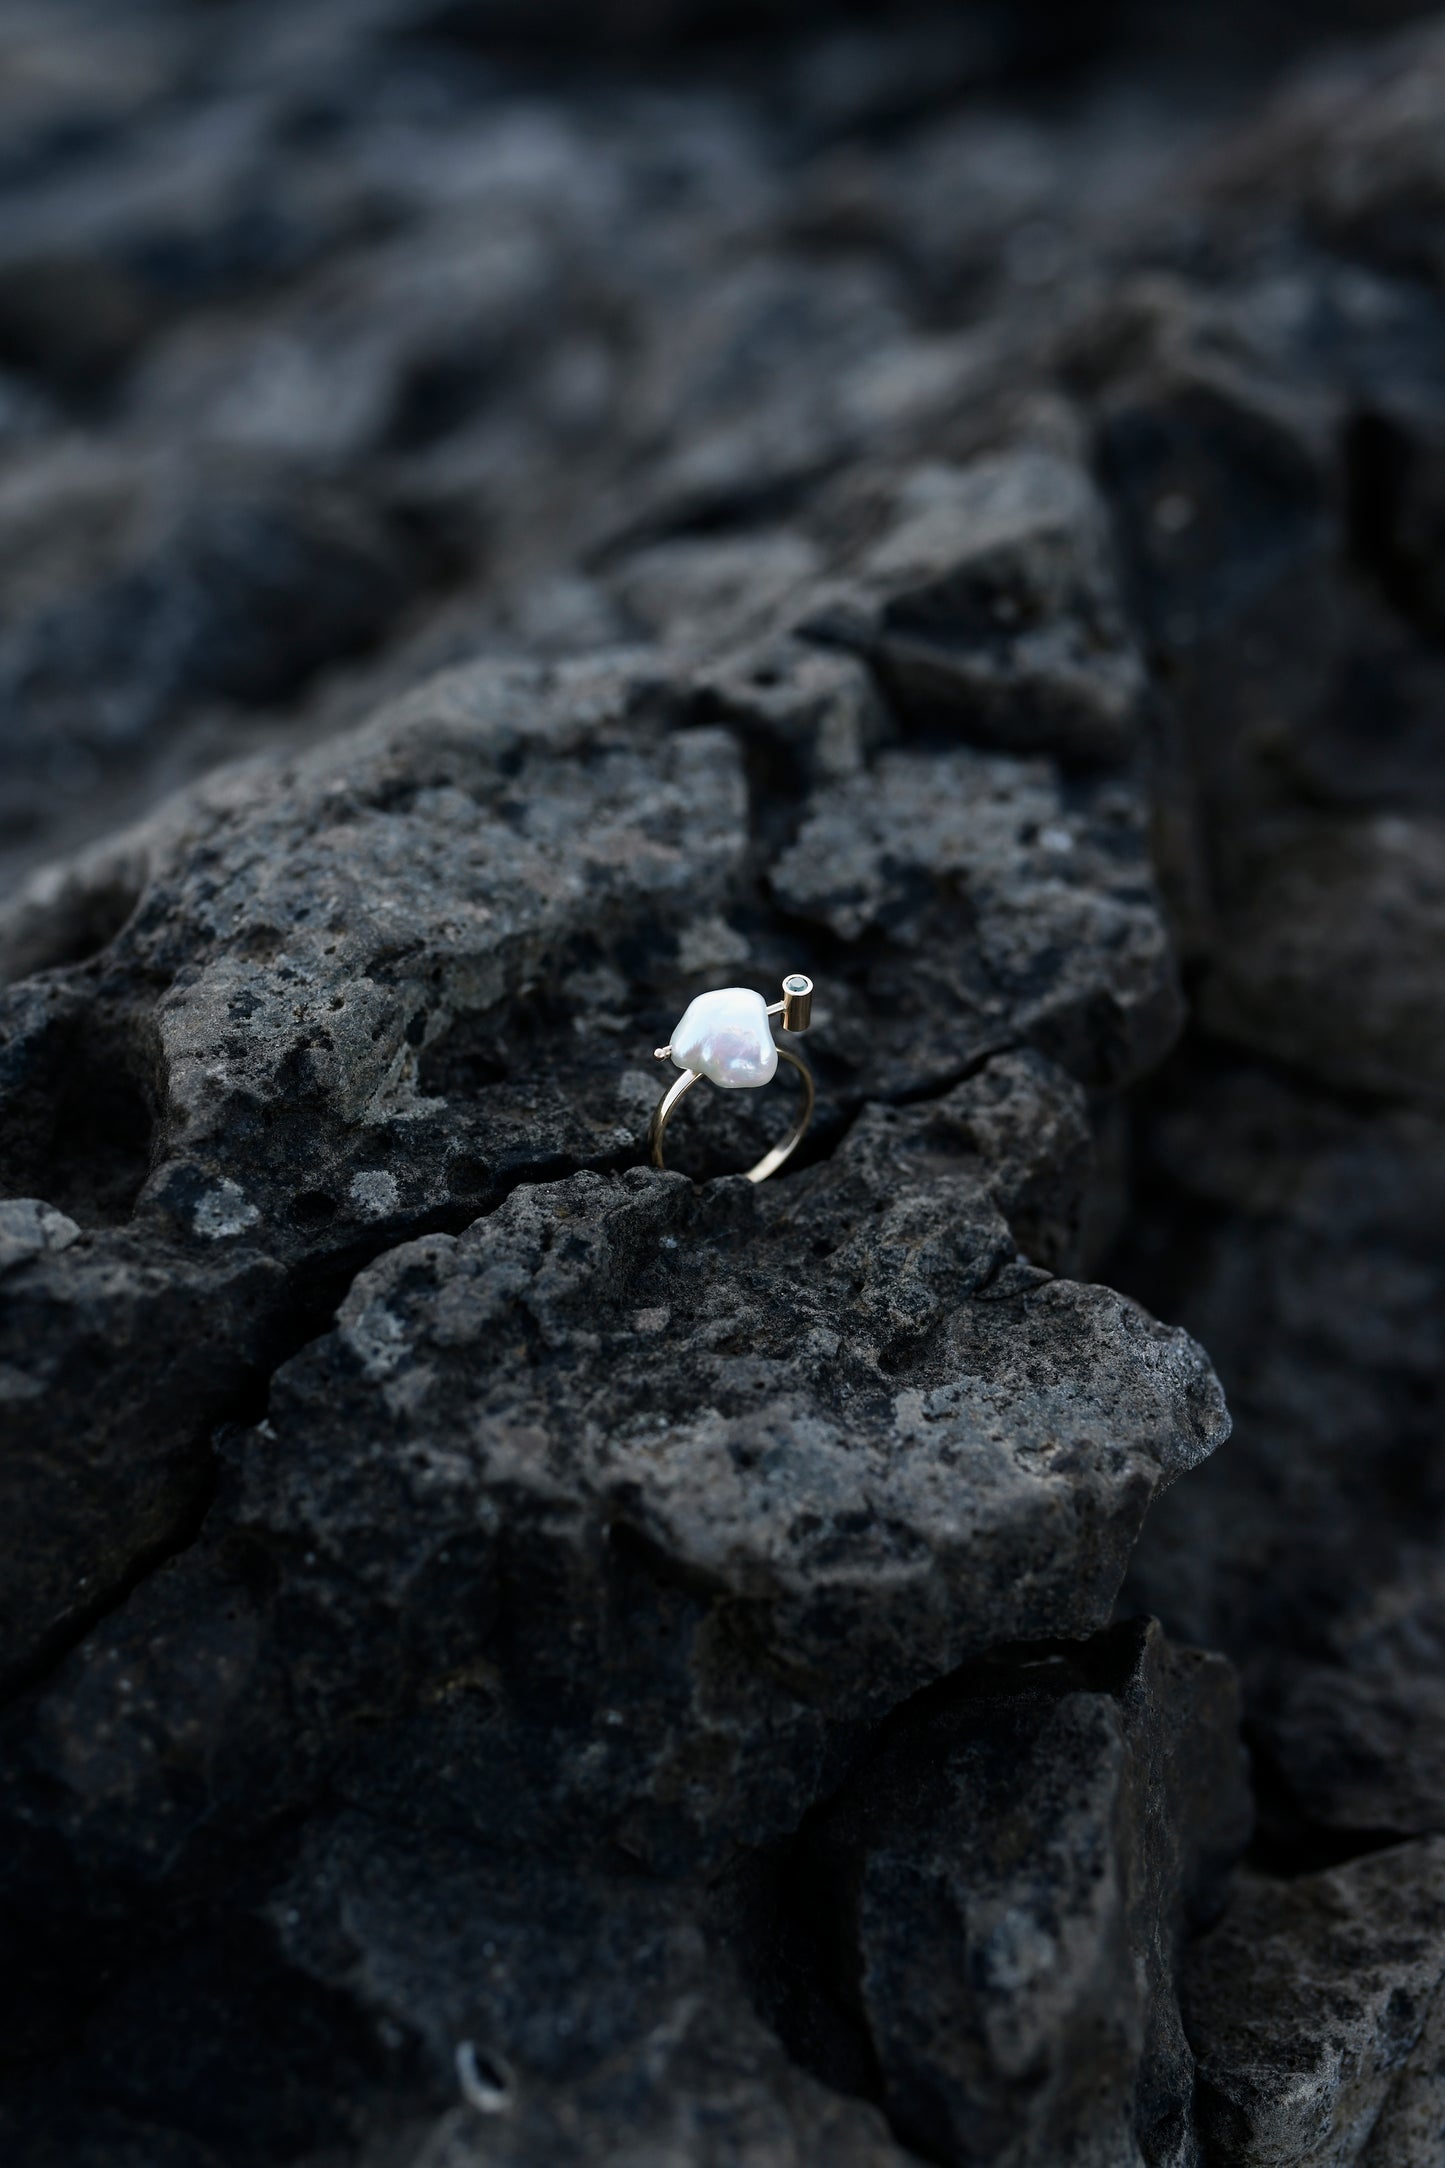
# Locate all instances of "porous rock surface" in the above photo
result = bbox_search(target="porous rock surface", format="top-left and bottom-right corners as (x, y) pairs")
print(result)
(0, 646), (1189, 1700)
(1184, 1841), (1445, 2167)
(2, 3), (1445, 2164)
(808, 1620), (1249, 2168)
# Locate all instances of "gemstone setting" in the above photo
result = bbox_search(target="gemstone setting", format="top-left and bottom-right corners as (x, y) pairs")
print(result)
(670, 986), (778, 1088)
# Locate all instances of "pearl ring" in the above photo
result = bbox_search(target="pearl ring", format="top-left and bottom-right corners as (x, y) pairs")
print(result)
(648, 975), (815, 1183)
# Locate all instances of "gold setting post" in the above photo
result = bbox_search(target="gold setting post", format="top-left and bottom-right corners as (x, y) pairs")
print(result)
(774, 973), (813, 1034)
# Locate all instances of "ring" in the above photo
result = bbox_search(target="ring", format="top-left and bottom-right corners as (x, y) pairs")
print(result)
(648, 975), (816, 1183)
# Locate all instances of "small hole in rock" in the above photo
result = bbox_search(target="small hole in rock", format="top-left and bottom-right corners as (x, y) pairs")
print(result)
(293, 1190), (339, 1226)
(0, 1008), (159, 1225)
(1, 865), (145, 983)
(456, 2040), (513, 2115)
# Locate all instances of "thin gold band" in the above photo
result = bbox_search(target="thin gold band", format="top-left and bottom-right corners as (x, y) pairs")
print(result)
(649, 1044), (815, 1183)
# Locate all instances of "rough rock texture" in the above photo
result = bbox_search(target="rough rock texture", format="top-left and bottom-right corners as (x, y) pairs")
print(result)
(1184, 1842), (1445, 2167)
(807, 1620), (1249, 2167)
(803, 448), (1150, 764)
(1119, 1065), (1445, 1844)
(2, 2), (1445, 2164)
(0, 648), (1192, 1698)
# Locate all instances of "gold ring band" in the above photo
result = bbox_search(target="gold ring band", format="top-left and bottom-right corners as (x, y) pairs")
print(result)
(649, 1042), (815, 1182)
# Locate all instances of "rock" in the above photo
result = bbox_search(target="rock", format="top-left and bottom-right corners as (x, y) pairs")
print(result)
(6, 1798), (911, 2165)
(0, 1052), (1227, 1916)
(0, 655), (749, 1681)
(1201, 811), (1445, 1105)
(0, 1619), (1243, 2168)
(1087, 21), (1445, 1886)
(1264, 1551), (1445, 1842)
(805, 1619), (1250, 2168)
(0, 2112), (226, 2168)
(802, 448), (1148, 764)
(771, 743), (1181, 1095)
(0, 449), (426, 836)
(1184, 1841), (1445, 2168)
(228, 1122), (1221, 1867)
(273, 1815), (913, 2168)
(0, 1226), (285, 1695)
(1222, 19), (1445, 292)
(1360, 1967), (1445, 2167)
(0, 610), (1192, 1693)
(0, 95), (356, 389)
(688, 639), (888, 795)
(1120, 1062), (1445, 1838)
(605, 530), (825, 654)
(0, 1195), (78, 1272)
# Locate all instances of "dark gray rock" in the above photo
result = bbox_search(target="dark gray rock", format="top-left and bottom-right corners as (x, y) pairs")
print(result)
(0, 94), (357, 388)
(231, 1124), (1219, 1866)
(688, 638), (889, 795)
(0, 1224), (283, 1694)
(1219, 20), (1445, 293)
(0, 445), (429, 863)
(772, 743), (1180, 1097)
(0, 656), (746, 1683)
(1083, 19), (1445, 1896)
(0, 608), (1192, 1695)
(1267, 1554), (1445, 1841)
(806, 1619), (1249, 2168)
(1120, 1065), (1445, 1843)
(0, 1052), (1225, 1911)
(0, 1615), (1243, 2168)
(1201, 811), (1445, 1105)
(4, 1793), (916, 2165)
(273, 1814), (914, 2168)
(606, 531), (825, 657)
(1184, 1841), (1445, 2168)
(0, 1195), (78, 1271)
(800, 448), (1148, 764)
(1360, 1964), (1445, 2168)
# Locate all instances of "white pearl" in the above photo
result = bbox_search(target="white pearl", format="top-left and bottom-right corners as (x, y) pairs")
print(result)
(671, 987), (778, 1089)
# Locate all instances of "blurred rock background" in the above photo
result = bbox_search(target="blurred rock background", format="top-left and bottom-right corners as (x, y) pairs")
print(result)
(0, 0), (1430, 899)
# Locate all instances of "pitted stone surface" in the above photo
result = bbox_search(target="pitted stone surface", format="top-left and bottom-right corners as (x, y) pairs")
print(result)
(1184, 1842), (1445, 2168)
(231, 1152), (1223, 1860)
(0, 631), (1188, 1690)
(0, 1061), (1223, 1912)
(0, 656), (758, 1685)
(266, 1815), (914, 2168)
(810, 1621), (1250, 2168)
(772, 744), (1181, 1096)
(802, 448), (1148, 764)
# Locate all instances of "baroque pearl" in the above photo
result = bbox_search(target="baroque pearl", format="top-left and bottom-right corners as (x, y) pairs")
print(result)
(670, 986), (778, 1088)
